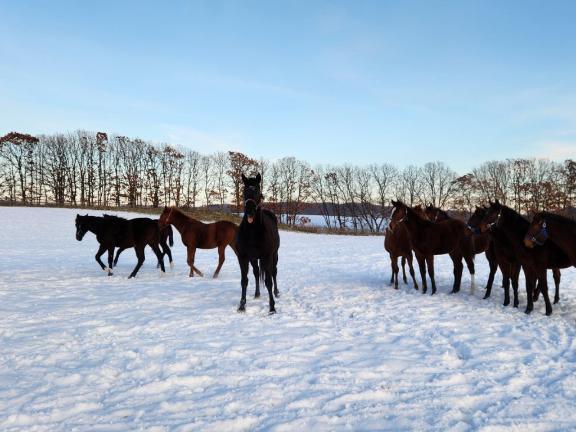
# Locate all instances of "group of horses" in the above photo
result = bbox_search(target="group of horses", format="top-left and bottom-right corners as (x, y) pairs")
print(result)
(385, 200), (576, 316)
(74, 172), (576, 317)
(75, 174), (280, 314)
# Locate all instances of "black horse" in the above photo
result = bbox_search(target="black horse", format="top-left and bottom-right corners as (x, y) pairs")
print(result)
(113, 220), (174, 269)
(236, 173), (280, 314)
(480, 201), (570, 315)
(75, 214), (166, 278)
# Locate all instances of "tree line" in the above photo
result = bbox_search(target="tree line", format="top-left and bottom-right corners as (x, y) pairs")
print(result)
(1, 130), (574, 233)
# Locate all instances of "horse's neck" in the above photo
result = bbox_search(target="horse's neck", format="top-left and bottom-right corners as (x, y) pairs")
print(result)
(83, 218), (104, 237)
(404, 210), (429, 239)
(500, 209), (527, 243)
(171, 211), (201, 233)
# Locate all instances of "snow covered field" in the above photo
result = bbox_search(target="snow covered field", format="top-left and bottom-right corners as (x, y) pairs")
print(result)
(1, 207), (576, 431)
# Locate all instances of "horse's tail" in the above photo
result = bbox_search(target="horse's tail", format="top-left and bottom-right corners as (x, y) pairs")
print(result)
(168, 225), (174, 247)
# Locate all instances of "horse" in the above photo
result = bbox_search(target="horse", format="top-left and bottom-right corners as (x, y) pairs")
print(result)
(389, 200), (475, 295)
(384, 221), (419, 290)
(158, 206), (239, 279)
(525, 212), (576, 267)
(112, 221), (174, 269)
(424, 204), (451, 222)
(467, 206), (521, 307)
(236, 173), (280, 314)
(75, 214), (165, 278)
(423, 204), (480, 287)
(480, 201), (570, 315)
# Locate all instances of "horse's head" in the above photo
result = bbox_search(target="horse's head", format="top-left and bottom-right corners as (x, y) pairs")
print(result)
(424, 204), (437, 221)
(159, 206), (174, 228)
(388, 200), (409, 232)
(479, 200), (503, 233)
(524, 213), (548, 248)
(75, 214), (88, 241)
(242, 173), (262, 224)
(466, 206), (486, 236)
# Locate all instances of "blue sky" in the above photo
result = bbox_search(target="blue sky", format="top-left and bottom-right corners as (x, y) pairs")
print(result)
(1, 0), (575, 172)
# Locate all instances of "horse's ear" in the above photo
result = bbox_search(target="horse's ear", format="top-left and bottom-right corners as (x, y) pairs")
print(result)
(256, 173), (261, 183)
(495, 198), (500, 204)
(241, 173), (248, 184)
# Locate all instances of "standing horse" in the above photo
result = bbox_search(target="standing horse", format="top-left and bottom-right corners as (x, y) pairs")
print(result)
(480, 201), (570, 315)
(467, 206), (521, 307)
(236, 173), (280, 314)
(75, 214), (165, 278)
(424, 204), (479, 288)
(113, 220), (174, 269)
(384, 221), (419, 290)
(525, 212), (576, 267)
(389, 201), (474, 295)
(158, 207), (239, 278)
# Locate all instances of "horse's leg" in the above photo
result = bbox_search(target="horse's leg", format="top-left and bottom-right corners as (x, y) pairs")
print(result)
(463, 253), (475, 294)
(251, 258), (260, 298)
(272, 252), (279, 298)
(150, 243), (165, 273)
(502, 274), (510, 306)
(484, 246), (497, 293)
(512, 264), (520, 308)
(262, 257), (276, 314)
(128, 244), (145, 279)
(401, 256), (408, 284)
(213, 245), (226, 278)
(524, 270), (535, 315)
(449, 253), (463, 294)
(95, 244), (108, 272)
(538, 270), (553, 316)
(406, 253), (419, 290)
(391, 255), (399, 289)
(238, 255), (249, 312)
(160, 238), (173, 269)
(389, 254), (395, 285)
(113, 247), (126, 267)
(426, 255), (436, 295)
(552, 268), (560, 304)
(187, 246), (196, 277)
(106, 246), (114, 276)
(415, 253), (427, 294)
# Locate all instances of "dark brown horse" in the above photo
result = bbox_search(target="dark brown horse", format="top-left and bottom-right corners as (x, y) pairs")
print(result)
(384, 221), (419, 290)
(158, 207), (238, 278)
(112, 220), (174, 269)
(236, 173), (280, 314)
(480, 201), (570, 315)
(423, 204), (480, 289)
(467, 206), (521, 307)
(525, 212), (576, 267)
(75, 214), (165, 278)
(389, 201), (475, 295)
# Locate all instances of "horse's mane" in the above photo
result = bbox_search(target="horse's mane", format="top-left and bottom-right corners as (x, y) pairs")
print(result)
(169, 207), (202, 224)
(539, 211), (576, 224)
(103, 214), (127, 222)
(500, 205), (529, 229)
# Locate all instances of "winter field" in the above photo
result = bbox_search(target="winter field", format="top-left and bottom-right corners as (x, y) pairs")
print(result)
(2, 207), (576, 431)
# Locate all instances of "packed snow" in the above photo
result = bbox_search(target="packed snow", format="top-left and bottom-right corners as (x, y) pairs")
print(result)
(1, 207), (576, 431)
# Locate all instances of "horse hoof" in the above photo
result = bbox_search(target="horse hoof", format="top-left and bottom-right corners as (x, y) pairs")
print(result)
(503, 300), (510, 307)
(107, 272), (113, 277)
(274, 291), (280, 298)
(524, 308), (532, 315)
(546, 310), (553, 316)
(483, 294), (490, 300)
(254, 293), (261, 299)
(554, 298), (559, 304)
(269, 309), (276, 315)
(238, 305), (246, 313)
